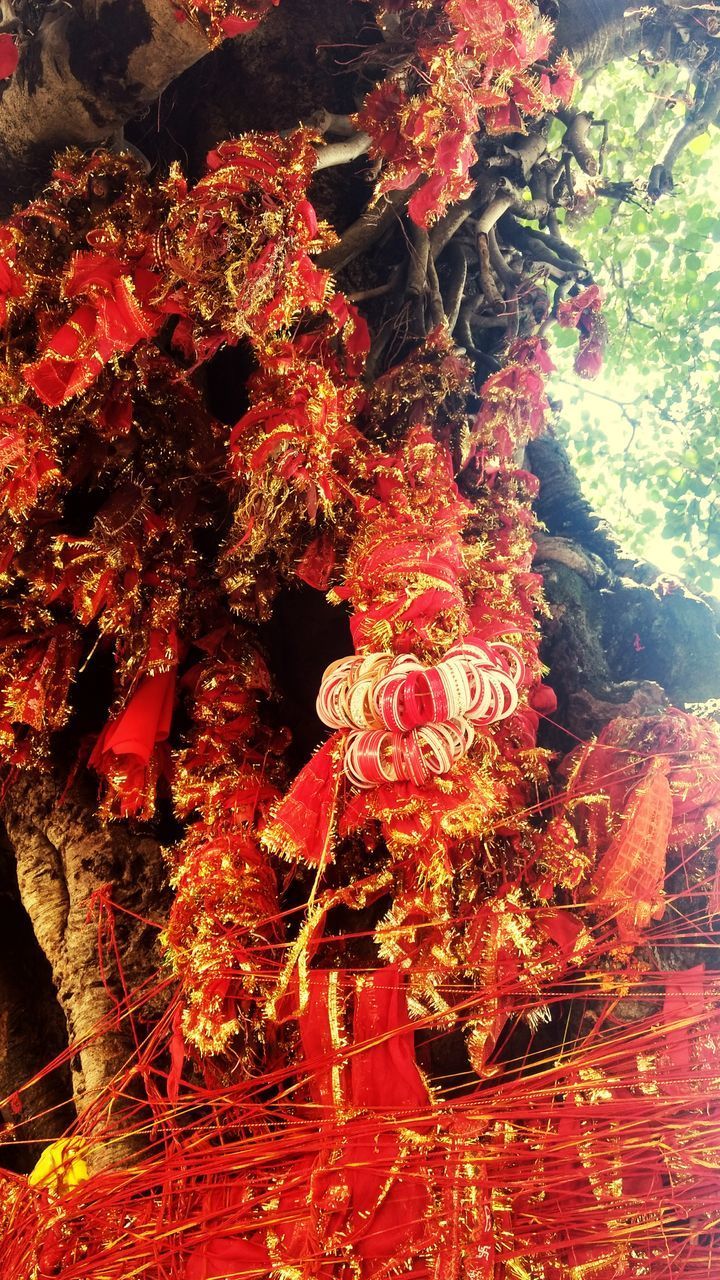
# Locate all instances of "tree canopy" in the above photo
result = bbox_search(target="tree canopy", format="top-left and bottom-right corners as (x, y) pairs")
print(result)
(0, 5), (718, 1280)
(554, 56), (720, 593)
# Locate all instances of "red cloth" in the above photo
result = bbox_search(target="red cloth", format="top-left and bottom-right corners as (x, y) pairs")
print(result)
(262, 736), (343, 866)
(89, 667), (175, 816)
(351, 967), (429, 1112)
(94, 669), (175, 766)
(185, 1236), (270, 1280)
(24, 256), (161, 406)
(0, 34), (18, 80)
(185, 968), (433, 1277)
(296, 534), (336, 590)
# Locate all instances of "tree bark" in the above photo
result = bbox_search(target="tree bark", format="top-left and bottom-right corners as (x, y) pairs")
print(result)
(0, 0), (212, 209)
(0, 833), (74, 1173)
(0, 773), (168, 1155)
(555, 0), (643, 72)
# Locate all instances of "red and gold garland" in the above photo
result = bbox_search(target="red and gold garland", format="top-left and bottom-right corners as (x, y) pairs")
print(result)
(357, 0), (576, 224)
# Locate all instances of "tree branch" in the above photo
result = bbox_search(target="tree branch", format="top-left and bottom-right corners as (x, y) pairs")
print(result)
(554, 0), (644, 74)
(317, 188), (408, 271)
(313, 131), (371, 171)
(560, 110), (599, 175)
(648, 77), (720, 197)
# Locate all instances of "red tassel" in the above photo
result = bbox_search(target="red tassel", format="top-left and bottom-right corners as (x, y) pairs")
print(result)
(296, 533), (336, 590)
(261, 735), (343, 866)
(90, 668), (176, 818)
(590, 762), (673, 940)
(23, 256), (161, 406)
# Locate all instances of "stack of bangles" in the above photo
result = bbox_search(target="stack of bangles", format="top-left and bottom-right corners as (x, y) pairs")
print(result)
(316, 637), (524, 788)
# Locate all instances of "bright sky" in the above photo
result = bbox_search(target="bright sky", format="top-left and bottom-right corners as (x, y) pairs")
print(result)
(558, 369), (689, 577)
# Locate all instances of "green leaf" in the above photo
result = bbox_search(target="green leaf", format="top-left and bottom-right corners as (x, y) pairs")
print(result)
(682, 232), (705, 252)
(553, 327), (578, 349)
(688, 132), (712, 157)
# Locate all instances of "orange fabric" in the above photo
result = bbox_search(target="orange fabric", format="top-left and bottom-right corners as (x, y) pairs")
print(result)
(591, 763), (673, 940)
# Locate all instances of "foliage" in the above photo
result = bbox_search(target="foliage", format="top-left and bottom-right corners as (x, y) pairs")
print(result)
(552, 59), (720, 594)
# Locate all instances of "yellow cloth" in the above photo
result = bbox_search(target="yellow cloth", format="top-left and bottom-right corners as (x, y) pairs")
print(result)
(28, 1139), (89, 1194)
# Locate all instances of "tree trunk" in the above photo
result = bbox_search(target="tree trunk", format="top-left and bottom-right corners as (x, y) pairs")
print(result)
(0, 774), (168, 1163)
(0, 832), (74, 1174)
